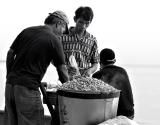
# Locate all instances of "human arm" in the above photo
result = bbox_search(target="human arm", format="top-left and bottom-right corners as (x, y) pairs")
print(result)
(82, 63), (98, 77)
(56, 64), (69, 83)
(51, 36), (69, 83)
(82, 38), (99, 77)
(51, 59), (69, 84)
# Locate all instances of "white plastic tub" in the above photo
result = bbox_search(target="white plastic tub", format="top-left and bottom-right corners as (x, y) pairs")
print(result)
(57, 90), (120, 125)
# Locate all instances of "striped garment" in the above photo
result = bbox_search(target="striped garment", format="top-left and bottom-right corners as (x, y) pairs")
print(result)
(61, 29), (99, 74)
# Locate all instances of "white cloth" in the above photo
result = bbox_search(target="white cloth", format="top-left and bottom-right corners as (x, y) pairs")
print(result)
(98, 116), (139, 125)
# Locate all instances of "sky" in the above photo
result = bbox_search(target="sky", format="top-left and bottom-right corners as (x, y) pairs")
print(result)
(0, 0), (160, 66)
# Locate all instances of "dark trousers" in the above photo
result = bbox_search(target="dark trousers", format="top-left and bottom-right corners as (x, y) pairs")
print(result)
(4, 84), (44, 125)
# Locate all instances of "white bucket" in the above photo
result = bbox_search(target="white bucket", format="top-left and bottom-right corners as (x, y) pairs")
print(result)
(57, 90), (120, 125)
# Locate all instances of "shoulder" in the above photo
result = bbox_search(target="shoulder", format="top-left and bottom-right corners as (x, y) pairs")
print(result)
(23, 26), (53, 37)
(108, 65), (130, 82)
(114, 66), (128, 75)
(85, 31), (97, 41)
(16, 26), (35, 36)
(49, 34), (60, 46)
(39, 26), (60, 41)
(23, 26), (41, 32)
(108, 65), (127, 72)
(38, 28), (61, 47)
(92, 70), (103, 78)
(100, 65), (128, 77)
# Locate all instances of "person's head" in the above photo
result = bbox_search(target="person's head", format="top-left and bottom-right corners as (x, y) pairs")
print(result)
(44, 10), (69, 35)
(74, 6), (94, 32)
(100, 48), (116, 67)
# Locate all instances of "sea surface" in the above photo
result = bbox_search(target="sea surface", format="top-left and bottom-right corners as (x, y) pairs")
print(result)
(0, 61), (160, 125)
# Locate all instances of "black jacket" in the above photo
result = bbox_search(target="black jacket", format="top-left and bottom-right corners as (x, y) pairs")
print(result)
(92, 65), (134, 119)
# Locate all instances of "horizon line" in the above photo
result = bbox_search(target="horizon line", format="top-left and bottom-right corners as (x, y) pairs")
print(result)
(0, 60), (160, 67)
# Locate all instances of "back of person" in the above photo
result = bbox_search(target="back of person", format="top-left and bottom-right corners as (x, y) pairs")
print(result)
(5, 11), (69, 125)
(92, 48), (134, 119)
(93, 65), (134, 119)
(7, 26), (63, 89)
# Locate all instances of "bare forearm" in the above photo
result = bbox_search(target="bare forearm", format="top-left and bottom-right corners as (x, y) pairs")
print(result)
(82, 63), (98, 77)
(56, 64), (69, 83)
(88, 63), (98, 74)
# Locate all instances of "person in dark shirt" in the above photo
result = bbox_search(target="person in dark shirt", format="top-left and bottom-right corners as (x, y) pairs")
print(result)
(92, 48), (134, 119)
(5, 11), (69, 125)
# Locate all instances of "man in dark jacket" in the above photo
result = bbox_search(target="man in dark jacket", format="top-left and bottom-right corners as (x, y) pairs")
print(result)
(92, 48), (134, 119)
(5, 11), (69, 125)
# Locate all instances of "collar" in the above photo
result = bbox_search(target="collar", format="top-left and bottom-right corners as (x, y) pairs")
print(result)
(100, 64), (115, 70)
(69, 27), (90, 38)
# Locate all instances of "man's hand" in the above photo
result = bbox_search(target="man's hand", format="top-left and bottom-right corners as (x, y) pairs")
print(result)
(67, 65), (80, 80)
(67, 66), (80, 76)
(82, 63), (98, 77)
(81, 69), (92, 77)
(67, 65), (78, 76)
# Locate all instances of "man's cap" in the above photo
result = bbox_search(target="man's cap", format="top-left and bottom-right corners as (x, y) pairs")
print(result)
(49, 11), (69, 24)
(100, 48), (116, 64)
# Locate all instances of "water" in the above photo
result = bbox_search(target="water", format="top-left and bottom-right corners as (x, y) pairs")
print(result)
(0, 61), (160, 125)
(125, 65), (160, 125)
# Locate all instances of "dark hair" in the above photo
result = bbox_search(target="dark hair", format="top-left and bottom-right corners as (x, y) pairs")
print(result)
(75, 6), (94, 22)
(100, 48), (116, 65)
(44, 14), (69, 34)
(44, 14), (60, 25)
